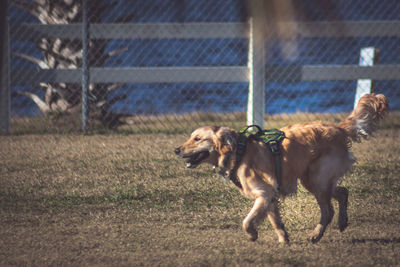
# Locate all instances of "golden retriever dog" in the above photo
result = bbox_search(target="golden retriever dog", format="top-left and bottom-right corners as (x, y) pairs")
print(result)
(175, 94), (389, 243)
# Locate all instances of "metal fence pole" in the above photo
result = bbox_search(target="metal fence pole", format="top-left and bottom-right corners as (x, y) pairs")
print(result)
(82, 0), (90, 132)
(247, 0), (265, 128)
(0, 1), (10, 134)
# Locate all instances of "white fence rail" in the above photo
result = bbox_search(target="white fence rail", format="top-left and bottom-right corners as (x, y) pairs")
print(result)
(2, 18), (400, 133)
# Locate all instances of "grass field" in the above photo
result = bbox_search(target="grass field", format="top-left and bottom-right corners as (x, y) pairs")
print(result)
(1, 118), (400, 266)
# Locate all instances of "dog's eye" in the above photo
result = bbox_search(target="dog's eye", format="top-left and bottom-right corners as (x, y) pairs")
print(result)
(194, 137), (201, 141)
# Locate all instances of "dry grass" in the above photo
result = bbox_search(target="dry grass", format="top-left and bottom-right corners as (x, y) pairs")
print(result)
(11, 111), (399, 135)
(9, 111), (361, 134)
(1, 118), (400, 266)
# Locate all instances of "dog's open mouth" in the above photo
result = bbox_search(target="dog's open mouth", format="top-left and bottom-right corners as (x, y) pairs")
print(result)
(183, 150), (210, 168)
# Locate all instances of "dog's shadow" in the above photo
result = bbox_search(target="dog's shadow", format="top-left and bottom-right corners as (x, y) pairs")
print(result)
(351, 237), (400, 244)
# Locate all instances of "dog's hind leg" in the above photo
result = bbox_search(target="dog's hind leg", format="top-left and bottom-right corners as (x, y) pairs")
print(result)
(301, 173), (334, 243)
(301, 153), (346, 243)
(266, 198), (289, 243)
(333, 186), (349, 232)
(242, 196), (269, 242)
(308, 191), (334, 243)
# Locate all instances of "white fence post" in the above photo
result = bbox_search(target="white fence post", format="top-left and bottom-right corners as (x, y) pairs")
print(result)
(247, 0), (265, 128)
(354, 47), (378, 109)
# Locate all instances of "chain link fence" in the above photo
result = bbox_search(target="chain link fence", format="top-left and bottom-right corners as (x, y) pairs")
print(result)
(3, 0), (400, 134)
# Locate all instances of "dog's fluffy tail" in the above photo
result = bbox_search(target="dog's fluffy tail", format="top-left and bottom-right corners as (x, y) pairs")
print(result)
(338, 93), (389, 142)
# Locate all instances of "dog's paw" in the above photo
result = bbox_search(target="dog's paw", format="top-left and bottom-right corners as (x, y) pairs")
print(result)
(278, 232), (290, 244)
(308, 225), (324, 243)
(308, 234), (322, 244)
(339, 220), (348, 232)
(338, 215), (348, 232)
(243, 221), (258, 242)
(248, 231), (258, 242)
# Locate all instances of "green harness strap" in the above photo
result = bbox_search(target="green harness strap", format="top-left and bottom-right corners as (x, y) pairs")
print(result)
(229, 125), (285, 190)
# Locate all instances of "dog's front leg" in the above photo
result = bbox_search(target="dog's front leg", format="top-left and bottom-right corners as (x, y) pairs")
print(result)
(242, 197), (269, 242)
(266, 198), (289, 243)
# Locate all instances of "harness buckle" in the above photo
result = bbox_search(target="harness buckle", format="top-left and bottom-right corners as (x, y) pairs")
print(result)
(269, 141), (280, 155)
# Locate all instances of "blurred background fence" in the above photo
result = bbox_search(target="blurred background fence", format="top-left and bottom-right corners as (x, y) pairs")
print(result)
(1, 0), (400, 134)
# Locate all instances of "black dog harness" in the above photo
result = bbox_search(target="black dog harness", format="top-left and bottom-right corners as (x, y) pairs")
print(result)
(229, 125), (285, 191)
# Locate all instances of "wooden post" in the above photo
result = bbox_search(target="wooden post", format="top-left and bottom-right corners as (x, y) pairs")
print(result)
(247, 0), (265, 128)
(354, 47), (378, 109)
(0, 1), (10, 134)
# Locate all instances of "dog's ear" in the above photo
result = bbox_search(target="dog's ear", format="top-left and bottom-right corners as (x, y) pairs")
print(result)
(222, 133), (235, 154)
(214, 127), (237, 154)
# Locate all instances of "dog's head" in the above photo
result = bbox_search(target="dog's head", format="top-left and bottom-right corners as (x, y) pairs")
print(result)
(174, 126), (237, 169)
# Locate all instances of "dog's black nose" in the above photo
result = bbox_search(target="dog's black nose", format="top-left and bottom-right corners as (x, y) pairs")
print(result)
(174, 147), (181, 155)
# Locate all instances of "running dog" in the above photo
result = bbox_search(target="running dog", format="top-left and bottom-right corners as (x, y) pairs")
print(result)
(175, 94), (389, 243)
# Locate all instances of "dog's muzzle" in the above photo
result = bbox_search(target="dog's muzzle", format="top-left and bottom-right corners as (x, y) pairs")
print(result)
(175, 147), (210, 168)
